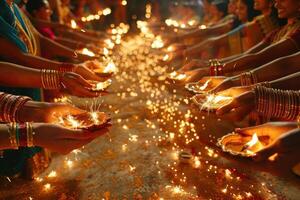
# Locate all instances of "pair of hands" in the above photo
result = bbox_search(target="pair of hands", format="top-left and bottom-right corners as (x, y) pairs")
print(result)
(19, 101), (111, 154)
(61, 61), (109, 97)
(234, 122), (299, 161)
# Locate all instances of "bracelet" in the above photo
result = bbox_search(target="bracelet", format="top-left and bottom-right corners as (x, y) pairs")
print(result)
(7, 123), (18, 149)
(26, 122), (34, 147)
(240, 71), (258, 86)
(209, 59), (224, 76)
(0, 93), (32, 123)
(19, 123), (27, 147)
(41, 69), (62, 89)
(59, 63), (76, 73)
(255, 86), (300, 120)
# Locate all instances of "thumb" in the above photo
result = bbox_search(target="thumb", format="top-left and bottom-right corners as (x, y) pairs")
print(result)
(235, 126), (261, 136)
(253, 143), (278, 162)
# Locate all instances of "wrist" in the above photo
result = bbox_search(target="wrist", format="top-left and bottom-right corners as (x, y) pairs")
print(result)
(19, 101), (49, 122)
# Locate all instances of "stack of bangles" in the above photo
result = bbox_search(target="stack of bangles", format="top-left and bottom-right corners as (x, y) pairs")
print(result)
(209, 59), (225, 76)
(0, 92), (32, 122)
(41, 63), (76, 89)
(254, 86), (300, 120)
(7, 122), (34, 149)
(240, 71), (258, 86)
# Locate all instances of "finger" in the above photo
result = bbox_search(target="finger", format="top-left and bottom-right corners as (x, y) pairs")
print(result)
(73, 74), (93, 88)
(218, 105), (251, 122)
(74, 86), (100, 98)
(216, 99), (236, 116)
(235, 125), (263, 136)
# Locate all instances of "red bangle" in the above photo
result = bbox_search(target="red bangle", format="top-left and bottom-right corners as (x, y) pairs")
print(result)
(18, 123), (27, 147)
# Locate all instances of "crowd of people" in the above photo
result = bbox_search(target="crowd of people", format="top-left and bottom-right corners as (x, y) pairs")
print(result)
(0, 0), (299, 180)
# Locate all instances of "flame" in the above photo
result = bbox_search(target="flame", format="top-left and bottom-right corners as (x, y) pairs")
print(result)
(103, 48), (109, 56)
(71, 20), (77, 29)
(245, 133), (259, 148)
(80, 48), (96, 57)
(199, 80), (211, 91)
(90, 112), (99, 125)
(169, 71), (186, 80)
(199, 25), (207, 29)
(104, 61), (117, 73)
(151, 36), (164, 49)
(102, 8), (111, 16)
(163, 54), (169, 61)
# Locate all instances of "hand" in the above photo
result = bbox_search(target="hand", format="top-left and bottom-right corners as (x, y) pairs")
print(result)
(235, 122), (299, 161)
(184, 68), (210, 83)
(74, 63), (102, 81)
(216, 90), (255, 121)
(33, 123), (111, 154)
(195, 76), (228, 91)
(178, 59), (208, 72)
(209, 76), (241, 94)
(61, 72), (101, 97)
(19, 101), (86, 123)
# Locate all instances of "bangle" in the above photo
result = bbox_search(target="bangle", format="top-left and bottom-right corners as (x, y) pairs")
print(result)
(297, 115), (300, 128)
(7, 123), (18, 149)
(209, 59), (224, 76)
(59, 63), (76, 73)
(41, 69), (62, 89)
(26, 122), (34, 147)
(240, 71), (257, 86)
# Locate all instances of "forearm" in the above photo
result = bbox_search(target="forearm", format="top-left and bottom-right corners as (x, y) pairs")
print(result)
(54, 37), (85, 50)
(40, 35), (77, 60)
(0, 62), (42, 88)
(270, 72), (300, 90)
(56, 29), (99, 43)
(224, 39), (299, 74)
(252, 53), (300, 82)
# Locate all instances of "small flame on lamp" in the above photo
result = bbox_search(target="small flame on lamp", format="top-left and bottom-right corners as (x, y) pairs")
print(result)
(71, 20), (77, 29)
(80, 48), (96, 57)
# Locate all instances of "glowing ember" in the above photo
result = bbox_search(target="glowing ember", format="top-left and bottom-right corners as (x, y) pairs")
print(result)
(242, 133), (265, 155)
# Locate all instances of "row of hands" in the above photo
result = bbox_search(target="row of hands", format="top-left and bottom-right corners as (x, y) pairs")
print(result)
(165, 58), (299, 161)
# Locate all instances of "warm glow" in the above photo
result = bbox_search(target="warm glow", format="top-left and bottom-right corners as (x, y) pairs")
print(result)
(121, 0), (127, 6)
(102, 8), (112, 16)
(43, 183), (51, 191)
(80, 48), (96, 57)
(104, 61), (117, 73)
(103, 48), (109, 56)
(151, 36), (164, 49)
(47, 170), (57, 178)
(199, 80), (211, 91)
(93, 79), (112, 91)
(163, 54), (169, 61)
(71, 20), (77, 29)
(245, 133), (259, 149)
(199, 25), (207, 29)
(169, 71), (187, 81)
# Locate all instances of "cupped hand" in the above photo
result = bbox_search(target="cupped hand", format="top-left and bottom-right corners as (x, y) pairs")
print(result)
(33, 123), (111, 154)
(61, 72), (101, 97)
(235, 123), (299, 161)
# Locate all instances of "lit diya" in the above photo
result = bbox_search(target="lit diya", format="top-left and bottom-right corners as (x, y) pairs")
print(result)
(217, 133), (267, 157)
(56, 111), (111, 131)
(192, 94), (233, 111)
(89, 79), (112, 91)
(185, 80), (211, 94)
(167, 71), (187, 81)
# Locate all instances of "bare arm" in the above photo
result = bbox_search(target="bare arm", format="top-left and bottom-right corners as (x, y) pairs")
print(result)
(223, 39), (299, 74)
(0, 37), (62, 70)
(0, 62), (43, 88)
(270, 71), (300, 90)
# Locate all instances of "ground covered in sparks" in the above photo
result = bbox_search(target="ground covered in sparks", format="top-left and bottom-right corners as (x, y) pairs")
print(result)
(0, 35), (300, 200)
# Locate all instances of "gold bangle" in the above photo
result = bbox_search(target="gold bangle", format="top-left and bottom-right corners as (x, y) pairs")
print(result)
(7, 123), (18, 149)
(26, 122), (34, 147)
